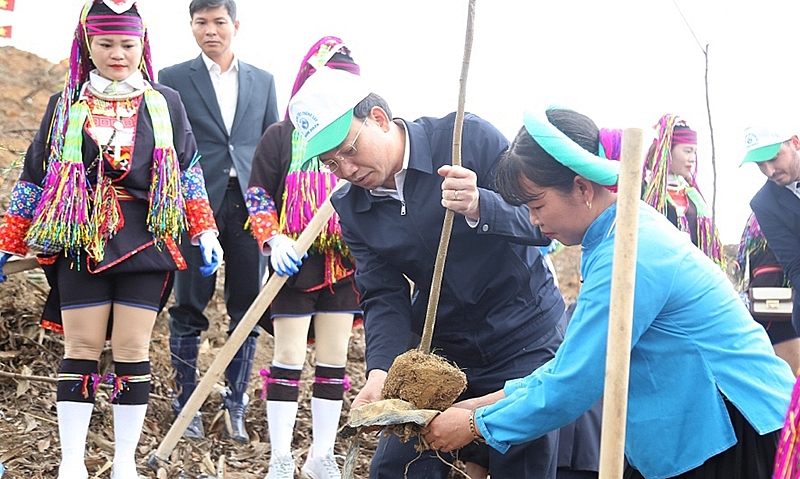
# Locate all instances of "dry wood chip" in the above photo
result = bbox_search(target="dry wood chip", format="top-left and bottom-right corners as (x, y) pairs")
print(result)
(15, 365), (31, 397)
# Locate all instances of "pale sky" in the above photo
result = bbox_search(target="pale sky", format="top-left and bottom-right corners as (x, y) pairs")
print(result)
(1, 0), (797, 244)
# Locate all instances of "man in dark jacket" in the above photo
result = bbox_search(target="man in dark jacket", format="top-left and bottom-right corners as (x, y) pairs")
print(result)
(286, 67), (594, 478)
(744, 124), (800, 333)
(158, 0), (278, 443)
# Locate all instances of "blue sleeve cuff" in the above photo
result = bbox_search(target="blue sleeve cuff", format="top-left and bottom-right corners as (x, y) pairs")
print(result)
(475, 406), (510, 454)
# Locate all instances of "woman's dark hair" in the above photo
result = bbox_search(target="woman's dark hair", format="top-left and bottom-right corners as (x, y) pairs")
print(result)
(496, 108), (599, 205)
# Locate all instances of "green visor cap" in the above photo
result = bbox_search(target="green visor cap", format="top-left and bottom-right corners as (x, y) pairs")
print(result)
(740, 143), (781, 166)
(302, 108), (355, 165)
(523, 108), (620, 186)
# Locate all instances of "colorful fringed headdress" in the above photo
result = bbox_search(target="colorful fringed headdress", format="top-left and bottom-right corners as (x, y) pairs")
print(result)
(598, 127), (623, 162)
(643, 114), (696, 210)
(61, 0), (154, 108)
(41, 1), (149, 171)
(24, 0), (185, 261)
(642, 114), (724, 267)
(736, 212), (767, 270)
(598, 127), (623, 193)
(284, 36), (360, 120)
(280, 37), (360, 286)
(49, 0), (154, 172)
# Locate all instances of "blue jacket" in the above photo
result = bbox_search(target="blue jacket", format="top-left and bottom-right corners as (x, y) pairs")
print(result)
(332, 113), (564, 373)
(750, 179), (800, 330)
(476, 202), (794, 479)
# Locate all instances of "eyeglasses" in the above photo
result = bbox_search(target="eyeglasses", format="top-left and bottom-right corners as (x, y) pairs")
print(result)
(319, 118), (368, 174)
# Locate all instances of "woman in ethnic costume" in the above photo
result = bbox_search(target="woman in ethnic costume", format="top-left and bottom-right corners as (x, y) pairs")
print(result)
(245, 37), (361, 479)
(641, 114), (725, 268)
(0, 2), (221, 478)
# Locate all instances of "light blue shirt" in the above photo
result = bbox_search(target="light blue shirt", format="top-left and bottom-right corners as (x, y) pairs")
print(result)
(477, 201), (794, 479)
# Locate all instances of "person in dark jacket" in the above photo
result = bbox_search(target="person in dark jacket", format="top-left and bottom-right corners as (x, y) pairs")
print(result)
(743, 123), (800, 334)
(0, 1), (221, 478)
(286, 67), (598, 478)
(157, 0), (279, 442)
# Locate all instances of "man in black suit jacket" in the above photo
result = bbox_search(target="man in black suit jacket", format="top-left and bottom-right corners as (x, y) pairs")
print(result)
(158, 0), (278, 443)
(743, 124), (800, 334)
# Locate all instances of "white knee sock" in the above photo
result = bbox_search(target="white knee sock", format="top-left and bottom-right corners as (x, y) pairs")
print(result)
(111, 404), (147, 479)
(311, 397), (343, 457)
(57, 402), (94, 479)
(267, 400), (299, 460)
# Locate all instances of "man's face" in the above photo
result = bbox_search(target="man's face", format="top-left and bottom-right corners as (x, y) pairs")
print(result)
(757, 137), (800, 186)
(318, 112), (399, 190)
(190, 6), (238, 61)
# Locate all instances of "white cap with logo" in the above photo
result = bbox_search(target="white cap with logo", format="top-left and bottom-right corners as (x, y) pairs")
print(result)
(288, 67), (371, 163)
(741, 125), (796, 165)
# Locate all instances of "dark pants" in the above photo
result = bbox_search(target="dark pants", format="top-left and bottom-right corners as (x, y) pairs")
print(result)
(369, 316), (567, 479)
(169, 186), (264, 337)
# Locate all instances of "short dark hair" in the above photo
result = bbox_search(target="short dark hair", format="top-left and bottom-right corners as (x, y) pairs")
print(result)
(189, 0), (236, 21)
(354, 93), (392, 121)
(496, 108), (599, 205)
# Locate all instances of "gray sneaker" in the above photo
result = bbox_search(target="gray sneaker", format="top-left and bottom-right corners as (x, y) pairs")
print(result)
(301, 449), (341, 479)
(265, 455), (295, 479)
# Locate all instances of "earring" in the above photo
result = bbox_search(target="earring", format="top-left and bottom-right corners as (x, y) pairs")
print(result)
(586, 200), (592, 210)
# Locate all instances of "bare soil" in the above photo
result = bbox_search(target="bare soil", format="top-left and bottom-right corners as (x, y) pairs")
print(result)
(0, 46), (591, 479)
(382, 349), (467, 412)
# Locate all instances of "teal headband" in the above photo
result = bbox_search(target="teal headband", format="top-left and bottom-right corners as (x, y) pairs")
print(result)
(522, 108), (620, 186)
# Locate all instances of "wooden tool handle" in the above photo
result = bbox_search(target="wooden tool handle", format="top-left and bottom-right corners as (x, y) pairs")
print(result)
(2, 257), (40, 276)
(150, 179), (346, 467)
(598, 128), (644, 479)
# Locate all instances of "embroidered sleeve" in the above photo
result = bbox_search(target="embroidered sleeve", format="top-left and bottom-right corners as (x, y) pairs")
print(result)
(0, 181), (42, 256)
(180, 164), (217, 242)
(245, 185), (279, 252)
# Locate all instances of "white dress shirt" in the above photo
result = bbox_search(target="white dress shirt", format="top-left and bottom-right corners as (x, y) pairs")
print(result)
(202, 52), (239, 177)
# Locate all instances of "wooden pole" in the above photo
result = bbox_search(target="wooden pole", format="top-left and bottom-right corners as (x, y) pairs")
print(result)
(597, 128), (644, 479)
(419, 0), (476, 354)
(149, 179), (346, 469)
(2, 257), (39, 276)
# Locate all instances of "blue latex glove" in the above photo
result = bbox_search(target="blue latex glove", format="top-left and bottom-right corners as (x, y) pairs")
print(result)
(0, 253), (10, 283)
(198, 232), (223, 277)
(267, 234), (304, 276)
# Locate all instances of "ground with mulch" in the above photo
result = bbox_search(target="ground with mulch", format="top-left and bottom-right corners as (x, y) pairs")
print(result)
(0, 46), (485, 479)
(0, 45), (736, 479)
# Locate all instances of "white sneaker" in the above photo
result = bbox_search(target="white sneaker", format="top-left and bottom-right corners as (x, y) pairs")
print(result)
(265, 455), (295, 479)
(301, 449), (341, 479)
(56, 465), (88, 479)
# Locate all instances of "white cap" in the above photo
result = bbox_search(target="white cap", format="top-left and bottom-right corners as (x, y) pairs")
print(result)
(741, 125), (796, 165)
(288, 67), (371, 162)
